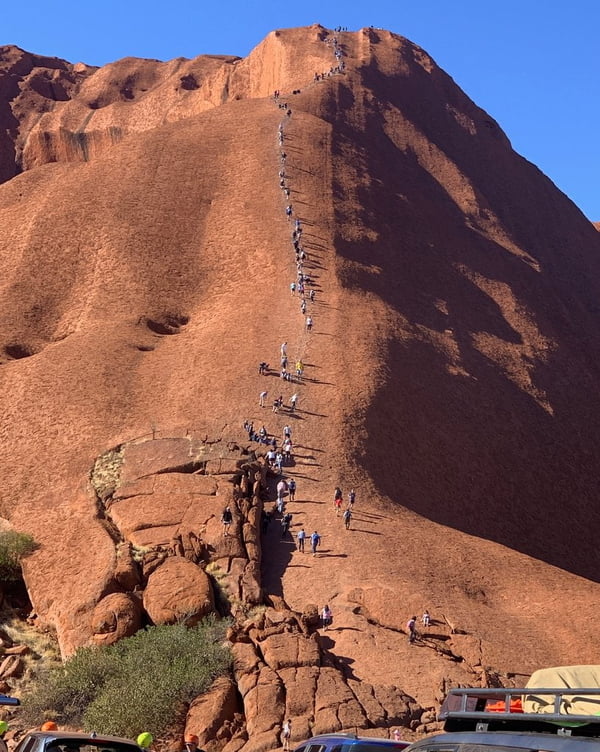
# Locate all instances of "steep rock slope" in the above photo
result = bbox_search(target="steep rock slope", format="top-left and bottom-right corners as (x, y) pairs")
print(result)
(1, 24), (600, 736)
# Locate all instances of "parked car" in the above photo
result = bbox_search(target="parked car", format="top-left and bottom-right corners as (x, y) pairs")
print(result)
(13, 731), (144, 752)
(403, 687), (600, 752)
(292, 732), (410, 752)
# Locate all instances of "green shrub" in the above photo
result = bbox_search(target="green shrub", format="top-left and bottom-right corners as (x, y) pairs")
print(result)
(0, 531), (36, 582)
(23, 617), (231, 737)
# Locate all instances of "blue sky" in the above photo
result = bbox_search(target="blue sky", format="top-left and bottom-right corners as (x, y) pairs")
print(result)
(2, 0), (598, 220)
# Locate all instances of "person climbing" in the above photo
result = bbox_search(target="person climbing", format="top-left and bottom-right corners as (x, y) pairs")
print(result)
(288, 478), (296, 501)
(300, 299), (307, 315)
(348, 488), (356, 508)
(281, 512), (293, 537)
(259, 390), (268, 407)
(309, 289), (315, 302)
(422, 610), (431, 629)
(283, 424), (292, 440)
(296, 526), (305, 552)
(407, 616), (418, 644)
(261, 509), (271, 533)
(334, 486), (343, 507)
(305, 315), (313, 331)
(321, 604), (333, 631)
(276, 479), (288, 502)
(221, 506), (233, 536)
(258, 361), (269, 375)
(290, 281), (296, 295)
(281, 719), (292, 752)
(281, 341), (287, 357)
(290, 393), (299, 411)
(286, 205), (293, 219)
(343, 507), (352, 530)
(310, 530), (321, 556)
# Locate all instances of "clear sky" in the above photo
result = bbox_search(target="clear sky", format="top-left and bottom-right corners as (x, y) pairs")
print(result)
(2, 0), (598, 220)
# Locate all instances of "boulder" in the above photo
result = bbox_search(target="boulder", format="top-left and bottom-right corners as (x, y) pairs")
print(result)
(313, 667), (367, 733)
(114, 542), (141, 590)
(241, 560), (262, 604)
(371, 685), (414, 726)
(185, 676), (241, 750)
(243, 666), (284, 736)
(120, 438), (194, 483)
(278, 665), (319, 716)
(143, 558), (214, 625)
(348, 680), (386, 726)
(0, 656), (23, 679)
(91, 592), (141, 646)
(261, 632), (320, 670)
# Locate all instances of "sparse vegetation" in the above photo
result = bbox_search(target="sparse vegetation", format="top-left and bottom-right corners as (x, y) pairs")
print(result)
(90, 447), (124, 502)
(130, 544), (153, 562)
(23, 618), (231, 737)
(0, 531), (36, 582)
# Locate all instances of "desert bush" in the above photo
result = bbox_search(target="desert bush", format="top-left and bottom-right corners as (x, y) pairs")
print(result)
(24, 617), (231, 737)
(0, 531), (36, 582)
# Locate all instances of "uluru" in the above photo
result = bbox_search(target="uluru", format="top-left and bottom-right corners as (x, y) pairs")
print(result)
(1, 23), (600, 748)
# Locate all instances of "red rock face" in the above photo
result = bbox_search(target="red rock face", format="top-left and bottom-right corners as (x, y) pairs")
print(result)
(2, 23), (600, 739)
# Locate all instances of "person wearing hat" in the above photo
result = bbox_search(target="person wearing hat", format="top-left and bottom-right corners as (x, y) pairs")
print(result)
(41, 722), (58, 732)
(183, 734), (202, 752)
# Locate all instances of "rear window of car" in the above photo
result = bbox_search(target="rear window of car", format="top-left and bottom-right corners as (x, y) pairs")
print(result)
(411, 745), (539, 752)
(47, 743), (139, 752)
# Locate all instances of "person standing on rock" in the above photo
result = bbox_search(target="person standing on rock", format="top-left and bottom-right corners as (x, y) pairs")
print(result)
(296, 526), (306, 552)
(305, 315), (313, 331)
(407, 615), (418, 644)
(259, 390), (268, 408)
(281, 719), (292, 752)
(281, 341), (287, 357)
(348, 488), (356, 509)
(343, 507), (352, 530)
(290, 393), (299, 412)
(310, 530), (321, 556)
(321, 604), (333, 631)
(221, 507), (233, 536)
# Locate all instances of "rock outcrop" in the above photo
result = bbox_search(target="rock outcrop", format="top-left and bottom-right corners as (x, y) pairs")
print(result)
(2, 22), (600, 748)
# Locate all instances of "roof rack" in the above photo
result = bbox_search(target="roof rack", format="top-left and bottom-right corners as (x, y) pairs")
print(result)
(441, 688), (600, 736)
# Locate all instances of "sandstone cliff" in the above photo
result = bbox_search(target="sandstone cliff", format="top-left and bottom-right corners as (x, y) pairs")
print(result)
(1, 24), (600, 745)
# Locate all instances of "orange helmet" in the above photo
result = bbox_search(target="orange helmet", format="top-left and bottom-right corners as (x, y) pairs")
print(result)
(184, 736), (199, 745)
(41, 722), (58, 731)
